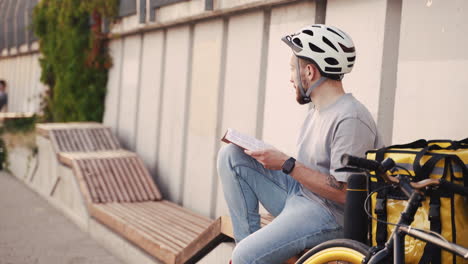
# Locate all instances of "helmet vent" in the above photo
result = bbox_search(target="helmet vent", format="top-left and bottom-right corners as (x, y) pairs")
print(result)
(347, 56), (356, 62)
(311, 25), (321, 28)
(322, 37), (338, 52)
(347, 64), (354, 68)
(325, 57), (339, 65)
(325, 67), (342, 73)
(308, 42), (325, 53)
(293, 37), (303, 48)
(302, 29), (314, 36)
(327, 28), (344, 39)
(339, 43), (355, 53)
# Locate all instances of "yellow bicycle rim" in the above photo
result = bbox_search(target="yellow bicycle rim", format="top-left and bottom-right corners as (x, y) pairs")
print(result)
(303, 247), (365, 264)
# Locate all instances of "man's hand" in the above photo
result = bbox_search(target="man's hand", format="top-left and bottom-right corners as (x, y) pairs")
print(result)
(244, 148), (289, 170)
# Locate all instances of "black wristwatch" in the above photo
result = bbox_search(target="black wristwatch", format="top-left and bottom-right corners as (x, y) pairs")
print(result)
(282, 157), (296, 174)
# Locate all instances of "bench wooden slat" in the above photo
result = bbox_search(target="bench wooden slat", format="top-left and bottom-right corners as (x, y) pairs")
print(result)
(117, 158), (145, 201)
(106, 158), (132, 202)
(108, 204), (189, 250)
(128, 204), (199, 242)
(103, 128), (120, 149)
(91, 202), (224, 264)
(138, 202), (209, 234)
(133, 157), (163, 200)
(69, 129), (82, 151)
(88, 159), (113, 202)
(44, 126), (120, 153)
(102, 204), (184, 252)
(125, 157), (151, 201)
(87, 128), (102, 150)
(67, 154), (162, 203)
(76, 129), (90, 151)
(99, 157), (126, 202)
(90, 129), (103, 150)
(90, 204), (178, 264)
(113, 203), (196, 246)
(74, 129), (90, 151)
(76, 159), (100, 203)
(109, 158), (137, 202)
(56, 130), (70, 152)
(132, 203), (205, 238)
(82, 159), (104, 202)
(159, 200), (213, 226)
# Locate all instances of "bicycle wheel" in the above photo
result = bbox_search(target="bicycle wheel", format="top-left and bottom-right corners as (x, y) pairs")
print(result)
(295, 239), (369, 264)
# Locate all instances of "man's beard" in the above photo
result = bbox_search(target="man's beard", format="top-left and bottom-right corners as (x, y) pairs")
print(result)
(295, 86), (310, 105)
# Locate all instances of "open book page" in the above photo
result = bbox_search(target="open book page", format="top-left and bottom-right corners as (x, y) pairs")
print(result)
(222, 128), (273, 151)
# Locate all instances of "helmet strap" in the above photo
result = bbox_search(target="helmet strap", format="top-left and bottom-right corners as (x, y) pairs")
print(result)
(295, 57), (327, 104)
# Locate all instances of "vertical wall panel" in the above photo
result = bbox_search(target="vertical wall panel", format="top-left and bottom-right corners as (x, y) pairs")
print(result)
(214, 11), (266, 217)
(219, 12), (265, 135)
(262, 1), (316, 157)
(117, 35), (142, 150)
(104, 40), (124, 133)
(11, 58), (19, 111)
(393, 0), (468, 143)
(157, 25), (191, 203)
(17, 56), (24, 110)
(0, 0), (7, 52)
(135, 31), (165, 174)
(28, 54), (37, 112)
(182, 19), (224, 217)
(326, 0), (387, 123)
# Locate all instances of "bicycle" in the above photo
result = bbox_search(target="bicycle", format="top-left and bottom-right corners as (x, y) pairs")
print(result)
(295, 154), (468, 264)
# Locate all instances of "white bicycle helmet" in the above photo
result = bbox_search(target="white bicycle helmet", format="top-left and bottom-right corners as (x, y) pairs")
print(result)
(282, 24), (356, 103)
(282, 24), (356, 80)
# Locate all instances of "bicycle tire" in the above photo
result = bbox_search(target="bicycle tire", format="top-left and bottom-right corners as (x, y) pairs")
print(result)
(295, 239), (370, 264)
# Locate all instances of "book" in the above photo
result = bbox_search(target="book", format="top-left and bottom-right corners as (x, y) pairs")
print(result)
(221, 128), (272, 151)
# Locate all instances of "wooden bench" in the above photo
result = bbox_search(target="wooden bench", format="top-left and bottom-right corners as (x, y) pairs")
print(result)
(36, 123), (120, 153)
(36, 123), (122, 196)
(59, 151), (228, 264)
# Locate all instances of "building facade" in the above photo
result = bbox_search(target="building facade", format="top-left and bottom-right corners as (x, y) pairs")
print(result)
(0, 0), (467, 219)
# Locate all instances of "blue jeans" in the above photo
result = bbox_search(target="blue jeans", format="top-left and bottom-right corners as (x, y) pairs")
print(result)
(217, 144), (343, 264)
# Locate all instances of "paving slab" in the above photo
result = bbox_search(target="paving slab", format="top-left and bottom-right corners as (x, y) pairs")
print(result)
(0, 172), (124, 264)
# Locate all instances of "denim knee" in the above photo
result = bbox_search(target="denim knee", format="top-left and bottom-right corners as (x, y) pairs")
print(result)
(217, 144), (245, 175)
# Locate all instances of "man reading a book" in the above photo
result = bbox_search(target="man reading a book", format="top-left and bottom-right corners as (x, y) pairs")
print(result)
(217, 24), (384, 264)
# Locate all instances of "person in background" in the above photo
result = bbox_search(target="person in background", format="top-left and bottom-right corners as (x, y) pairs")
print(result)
(0, 80), (8, 112)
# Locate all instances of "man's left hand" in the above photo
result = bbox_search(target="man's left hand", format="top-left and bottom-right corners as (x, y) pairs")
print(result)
(244, 148), (289, 170)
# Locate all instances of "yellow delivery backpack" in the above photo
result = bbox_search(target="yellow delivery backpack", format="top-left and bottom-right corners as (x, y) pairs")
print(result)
(366, 138), (468, 264)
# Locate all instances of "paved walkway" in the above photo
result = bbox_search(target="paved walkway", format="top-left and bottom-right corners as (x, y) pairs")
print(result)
(0, 172), (123, 264)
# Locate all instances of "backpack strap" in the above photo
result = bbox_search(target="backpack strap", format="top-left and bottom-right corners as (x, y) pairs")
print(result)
(374, 189), (388, 247)
(450, 137), (468, 149)
(448, 154), (468, 188)
(413, 146), (448, 182)
(373, 146), (391, 247)
(418, 188), (442, 264)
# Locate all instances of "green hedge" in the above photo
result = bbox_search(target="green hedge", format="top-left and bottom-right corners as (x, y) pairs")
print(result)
(33, 0), (118, 122)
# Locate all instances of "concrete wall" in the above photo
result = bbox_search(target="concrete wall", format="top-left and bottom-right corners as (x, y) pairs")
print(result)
(0, 53), (44, 112)
(392, 0), (468, 143)
(105, 0), (327, 219)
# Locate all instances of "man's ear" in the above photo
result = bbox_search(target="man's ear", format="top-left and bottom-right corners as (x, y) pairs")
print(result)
(306, 64), (315, 81)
